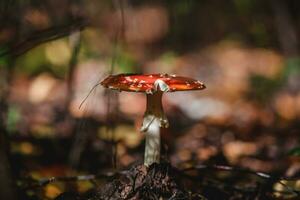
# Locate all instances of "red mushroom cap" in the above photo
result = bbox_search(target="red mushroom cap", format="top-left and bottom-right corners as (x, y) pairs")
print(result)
(101, 73), (205, 94)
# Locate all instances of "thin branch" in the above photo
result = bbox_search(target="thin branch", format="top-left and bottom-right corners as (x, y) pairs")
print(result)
(183, 164), (300, 181)
(0, 19), (88, 58)
(182, 164), (300, 196)
(23, 171), (127, 189)
(183, 164), (271, 179)
(78, 83), (101, 110)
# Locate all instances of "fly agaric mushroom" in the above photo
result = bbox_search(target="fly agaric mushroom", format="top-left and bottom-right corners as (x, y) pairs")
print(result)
(101, 74), (205, 166)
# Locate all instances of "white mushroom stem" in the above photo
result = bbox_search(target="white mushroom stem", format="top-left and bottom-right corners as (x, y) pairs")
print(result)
(141, 91), (169, 166)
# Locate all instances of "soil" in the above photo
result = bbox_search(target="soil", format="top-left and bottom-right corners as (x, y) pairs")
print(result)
(88, 163), (191, 200)
(54, 162), (286, 200)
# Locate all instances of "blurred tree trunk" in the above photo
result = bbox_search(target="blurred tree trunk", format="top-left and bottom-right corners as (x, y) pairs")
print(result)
(67, 31), (85, 169)
(0, 2), (20, 199)
(270, 0), (300, 92)
(0, 62), (16, 200)
(0, 130), (15, 200)
(270, 0), (299, 56)
(65, 31), (81, 111)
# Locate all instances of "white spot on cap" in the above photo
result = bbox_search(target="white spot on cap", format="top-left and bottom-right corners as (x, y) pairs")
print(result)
(154, 79), (169, 92)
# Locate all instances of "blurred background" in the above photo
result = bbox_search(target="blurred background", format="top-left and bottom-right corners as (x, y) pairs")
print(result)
(1, 0), (300, 199)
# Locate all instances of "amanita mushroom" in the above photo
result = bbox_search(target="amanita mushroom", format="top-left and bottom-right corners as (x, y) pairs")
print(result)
(101, 74), (205, 166)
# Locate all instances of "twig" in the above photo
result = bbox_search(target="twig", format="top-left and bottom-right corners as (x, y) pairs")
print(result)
(78, 83), (101, 110)
(182, 164), (300, 196)
(183, 164), (271, 179)
(23, 171), (127, 189)
(183, 164), (300, 181)
(0, 19), (88, 58)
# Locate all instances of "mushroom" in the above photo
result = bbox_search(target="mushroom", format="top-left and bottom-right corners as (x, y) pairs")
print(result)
(101, 73), (205, 166)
